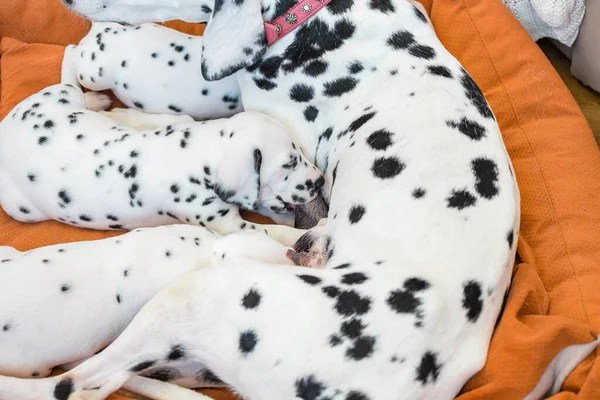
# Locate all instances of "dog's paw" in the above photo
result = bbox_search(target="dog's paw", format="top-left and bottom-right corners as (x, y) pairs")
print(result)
(84, 92), (113, 112)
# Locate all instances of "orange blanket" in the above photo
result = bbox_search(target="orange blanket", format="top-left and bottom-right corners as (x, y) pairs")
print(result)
(1, 0), (600, 399)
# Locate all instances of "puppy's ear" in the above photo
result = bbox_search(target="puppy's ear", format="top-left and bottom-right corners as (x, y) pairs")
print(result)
(201, 0), (267, 81)
(215, 148), (262, 210)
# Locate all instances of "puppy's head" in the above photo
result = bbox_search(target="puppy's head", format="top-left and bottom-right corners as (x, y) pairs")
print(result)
(62, 0), (268, 82)
(214, 112), (323, 213)
(246, 113), (324, 214)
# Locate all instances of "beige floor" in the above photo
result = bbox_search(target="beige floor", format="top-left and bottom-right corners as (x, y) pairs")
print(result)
(539, 39), (600, 146)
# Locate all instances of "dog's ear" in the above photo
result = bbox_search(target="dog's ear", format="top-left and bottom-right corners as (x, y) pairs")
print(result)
(215, 148), (262, 210)
(201, 0), (267, 81)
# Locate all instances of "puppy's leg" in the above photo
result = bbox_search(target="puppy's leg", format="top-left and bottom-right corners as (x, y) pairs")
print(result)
(84, 92), (113, 112)
(100, 108), (194, 130)
(61, 45), (81, 88)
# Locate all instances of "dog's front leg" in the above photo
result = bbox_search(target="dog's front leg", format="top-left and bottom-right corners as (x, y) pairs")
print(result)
(99, 107), (195, 131)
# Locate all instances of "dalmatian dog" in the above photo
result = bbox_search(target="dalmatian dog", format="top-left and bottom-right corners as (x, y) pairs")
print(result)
(0, 0), (522, 399)
(0, 224), (296, 400)
(63, 21), (243, 120)
(0, 83), (324, 245)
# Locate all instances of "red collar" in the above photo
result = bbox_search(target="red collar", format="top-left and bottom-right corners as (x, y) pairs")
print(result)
(264, 0), (333, 46)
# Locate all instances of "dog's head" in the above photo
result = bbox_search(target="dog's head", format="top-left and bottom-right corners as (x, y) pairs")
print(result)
(63, 0), (269, 81)
(216, 112), (324, 214)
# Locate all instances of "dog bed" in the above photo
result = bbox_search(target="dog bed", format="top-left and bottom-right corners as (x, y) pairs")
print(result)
(1, 0), (599, 399)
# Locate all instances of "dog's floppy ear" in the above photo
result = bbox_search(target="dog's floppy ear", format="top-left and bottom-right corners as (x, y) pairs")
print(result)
(215, 148), (262, 210)
(201, 0), (267, 81)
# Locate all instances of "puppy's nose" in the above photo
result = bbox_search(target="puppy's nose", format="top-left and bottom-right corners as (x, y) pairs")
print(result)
(314, 176), (325, 189)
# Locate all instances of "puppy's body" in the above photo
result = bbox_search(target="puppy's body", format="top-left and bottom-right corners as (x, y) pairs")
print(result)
(0, 225), (292, 389)
(2, 1), (520, 399)
(0, 84), (322, 242)
(64, 22), (242, 120)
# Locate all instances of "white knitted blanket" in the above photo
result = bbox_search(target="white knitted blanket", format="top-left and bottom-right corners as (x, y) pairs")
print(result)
(502, 0), (586, 46)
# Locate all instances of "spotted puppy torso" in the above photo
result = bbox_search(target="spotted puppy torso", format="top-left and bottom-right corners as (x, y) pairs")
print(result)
(13, 0), (520, 399)
(0, 225), (293, 393)
(64, 22), (242, 120)
(0, 84), (323, 237)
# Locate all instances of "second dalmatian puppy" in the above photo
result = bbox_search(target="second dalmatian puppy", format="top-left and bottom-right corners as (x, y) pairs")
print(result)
(0, 225), (292, 399)
(0, 84), (324, 245)
(63, 22), (243, 120)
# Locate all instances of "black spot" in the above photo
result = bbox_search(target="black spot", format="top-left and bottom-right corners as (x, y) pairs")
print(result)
(447, 189), (477, 210)
(130, 360), (156, 373)
(2, 324), (11, 332)
(461, 69), (494, 119)
(170, 184), (180, 194)
(290, 84), (315, 102)
(335, 290), (371, 316)
(327, 0), (354, 14)
(446, 117), (486, 140)
(346, 335), (375, 360)
(133, 101), (144, 110)
(347, 111), (377, 133)
(413, 5), (428, 22)
(387, 30), (415, 50)
(242, 288), (261, 309)
(151, 52), (158, 58)
(412, 188), (426, 198)
(53, 378), (74, 400)
(366, 129), (393, 150)
(369, 0), (395, 13)
(142, 367), (179, 382)
(239, 330), (258, 354)
(348, 205), (365, 224)
(427, 65), (453, 78)
(60, 284), (71, 293)
(116, 294), (122, 303)
(304, 106), (319, 122)
(303, 59), (328, 77)
(123, 269), (129, 277)
(507, 230), (515, 248)
(462, 280), (483, 322)
(168, 105), (182, 112)
(258, 56), (283, 78)
(201, 88), (209, 95)
(168, 60), (175, 66)
(297, 274), (322, 285)
(58, 190), (72, 204)
(330, 334), (343, 346)
(416, 351), (441, 384)
(168, 345), (186, 361)
(334, 263), (351, 270)
(346, 391), (370, 400)
(199, 369), (224, 385)
(295, 375), (325, 400)
(19, 206), (30, 214)
(372, 157), (405, 179)
(348, 61), (364, 74)
(341, 319), (365, 338)
(409, 45), (436, 59)
(121, 60), (127, 67)
(253, 77), (277, 91)
(472, 158), (499, 199)
(202, 4), (212, 13)
(323, 285), (340, 298)
(323, 77), (358, 97)
(342, 272), (368, 285)
(38, 136), (49, 145)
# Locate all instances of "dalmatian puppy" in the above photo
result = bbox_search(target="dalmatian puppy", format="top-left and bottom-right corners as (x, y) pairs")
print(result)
(10, 0), (520, 399)
(63, 22), (243, 120)
(0, 83), (324, 245)
(0, 224), (294, 400)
